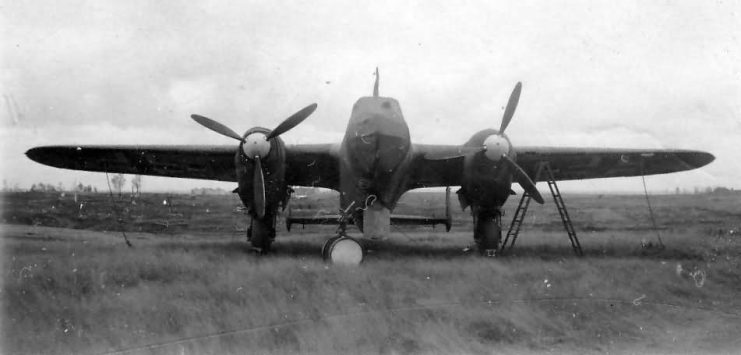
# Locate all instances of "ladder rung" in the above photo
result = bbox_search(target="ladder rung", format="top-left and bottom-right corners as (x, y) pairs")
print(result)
(505, 161), (583, 256)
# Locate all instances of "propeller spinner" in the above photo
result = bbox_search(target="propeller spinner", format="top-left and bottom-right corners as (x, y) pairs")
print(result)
(191, 103), (318, 217)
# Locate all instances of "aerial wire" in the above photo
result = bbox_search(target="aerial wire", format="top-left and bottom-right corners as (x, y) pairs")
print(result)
(640, 161), (664, 248)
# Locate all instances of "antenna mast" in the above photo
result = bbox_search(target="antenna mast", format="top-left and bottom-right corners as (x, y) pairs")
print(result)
(373, 67), (379, 97)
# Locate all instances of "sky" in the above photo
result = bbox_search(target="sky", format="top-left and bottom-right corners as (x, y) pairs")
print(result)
(1, 0), (739, 194)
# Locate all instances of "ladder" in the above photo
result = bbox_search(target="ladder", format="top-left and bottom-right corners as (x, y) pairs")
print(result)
(500, 162), (583, 256)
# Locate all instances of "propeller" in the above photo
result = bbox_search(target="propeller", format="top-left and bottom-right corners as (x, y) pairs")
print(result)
(494, 82), (543, 204)
(425, 82), (543, 204)
(499, 81), (521, 134)
(191, 114), (244, 141)
(191, 103), (317, 142)
(253, 156), (266, 218)
(425, 82), (522, 161)
(191, 103), (318, 218)
(501, 155), (544, 203)
(267, 103), (318, 139)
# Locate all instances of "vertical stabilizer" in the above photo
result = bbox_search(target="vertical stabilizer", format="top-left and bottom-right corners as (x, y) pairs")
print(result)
(373, 67), (379, 97)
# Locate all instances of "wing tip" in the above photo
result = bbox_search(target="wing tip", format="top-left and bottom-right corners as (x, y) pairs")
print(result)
(25, 147), (44, 163)
(683, 151), (715, 169)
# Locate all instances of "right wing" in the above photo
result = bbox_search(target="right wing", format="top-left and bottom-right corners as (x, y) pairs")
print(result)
(407, 144), (714, 188)
(515, 147), (716, 181)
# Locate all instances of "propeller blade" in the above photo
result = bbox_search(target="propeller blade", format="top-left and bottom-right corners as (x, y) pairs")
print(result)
(424, 146), (484, 160)
(501, 155), (544, 204)
(191, 114), (244, 142)
(253, 156), (266, 218)
(266, 103), (318, 140)
(499, 82), (522, 134)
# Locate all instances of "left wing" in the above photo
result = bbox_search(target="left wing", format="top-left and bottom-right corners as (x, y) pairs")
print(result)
(26, 145), (238, 181)
(26, 144), (341, 188)
(408, 144), (714, 188)
(284, 143), (340, 189)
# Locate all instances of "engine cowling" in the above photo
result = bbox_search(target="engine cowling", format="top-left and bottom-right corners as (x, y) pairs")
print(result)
(458, 129), (516, 211)
(235, 127), (289, 216)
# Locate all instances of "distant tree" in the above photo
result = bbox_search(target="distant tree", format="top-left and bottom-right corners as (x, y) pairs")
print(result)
(31, 183), (58, 192)
(110, 174), (126, 197)
(131, 175), (142, 197)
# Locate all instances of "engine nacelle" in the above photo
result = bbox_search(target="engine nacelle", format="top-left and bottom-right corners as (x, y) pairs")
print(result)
(459, 129), (516, 211)
(235, 127), (289, 214)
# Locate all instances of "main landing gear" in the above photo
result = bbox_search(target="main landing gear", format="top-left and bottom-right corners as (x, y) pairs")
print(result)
(247, 215), (275, 254)
(473, 208), (503, 257)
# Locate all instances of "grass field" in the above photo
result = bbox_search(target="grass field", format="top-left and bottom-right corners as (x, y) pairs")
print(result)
(2, 191), (741, 354)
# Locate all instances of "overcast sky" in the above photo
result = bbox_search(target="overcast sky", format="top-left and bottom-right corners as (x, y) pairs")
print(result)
(2, 0), (739, 193)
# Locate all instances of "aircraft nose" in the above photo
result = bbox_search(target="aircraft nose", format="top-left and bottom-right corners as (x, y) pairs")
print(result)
(348, 114), (410, 174)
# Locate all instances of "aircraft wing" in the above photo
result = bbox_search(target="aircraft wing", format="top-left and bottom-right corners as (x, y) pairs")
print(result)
(26, 145), (239, 181)
(515, 147), (715, 181)
(283, 143), (340, 189)
(408, 144), (467, 188)
(408, 145), (714, 187)
(26, 143), (340, 188)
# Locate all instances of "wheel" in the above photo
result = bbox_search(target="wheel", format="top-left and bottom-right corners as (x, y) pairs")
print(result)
(250, 217), (274, 254)
(475, 213), (502, 257)
(321, 235), (342, 259)
(323, 237), (364, 265)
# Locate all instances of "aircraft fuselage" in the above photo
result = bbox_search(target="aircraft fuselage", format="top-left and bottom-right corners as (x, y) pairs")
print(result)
(339, 96), (413, 231)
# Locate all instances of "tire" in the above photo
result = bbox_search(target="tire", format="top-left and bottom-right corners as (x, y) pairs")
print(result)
(250, 217), (274, 253)
(324, 237), (364, 265)
(475, 215), (502, 256)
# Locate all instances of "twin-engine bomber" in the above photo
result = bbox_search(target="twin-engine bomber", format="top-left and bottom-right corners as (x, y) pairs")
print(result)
(26, 70), (715, 263)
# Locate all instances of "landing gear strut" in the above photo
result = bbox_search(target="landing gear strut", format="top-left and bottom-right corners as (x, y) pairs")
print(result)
(474, 208), (502, 256)
(248, 215), (275, 254)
